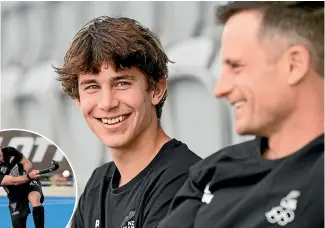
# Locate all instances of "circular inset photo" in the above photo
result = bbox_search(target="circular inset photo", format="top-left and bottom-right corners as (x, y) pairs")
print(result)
(0, 129), (77, 228)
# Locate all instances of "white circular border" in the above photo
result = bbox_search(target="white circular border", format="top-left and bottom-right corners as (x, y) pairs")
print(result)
(0, 128), (78, 228)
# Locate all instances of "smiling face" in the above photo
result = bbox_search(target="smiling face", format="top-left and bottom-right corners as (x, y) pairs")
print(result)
(76, 62), (165, 149)
(214, 10), (296, 136)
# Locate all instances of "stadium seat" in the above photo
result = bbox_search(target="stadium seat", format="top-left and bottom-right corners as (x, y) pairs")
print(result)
(1, 66), (24, 129)
(81, 1), (113, 23)
(162, 36), (233, 158)
(119, 1), (156, 30)
(1, 10), (22, 67)
(159, 1), (201, 47)
(14, 61), (60, 139)
(51, 2), (81, 61)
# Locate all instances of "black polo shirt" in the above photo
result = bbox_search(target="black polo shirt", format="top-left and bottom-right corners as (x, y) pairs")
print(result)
(158, 134), (324, 228)
(72, 138), (201, 228)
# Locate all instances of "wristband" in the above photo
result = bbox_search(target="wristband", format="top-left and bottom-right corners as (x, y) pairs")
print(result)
(24, 171), (31, 180)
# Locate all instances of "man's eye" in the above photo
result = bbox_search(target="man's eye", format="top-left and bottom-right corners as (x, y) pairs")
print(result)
(116, 81), (130, 87)
(231, 63), (240, 69)
(85, 85), (100, 90)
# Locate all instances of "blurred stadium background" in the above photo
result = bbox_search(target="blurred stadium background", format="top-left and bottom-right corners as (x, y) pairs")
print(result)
(1, 1), (254, 202)
(0, 129), (75, 227)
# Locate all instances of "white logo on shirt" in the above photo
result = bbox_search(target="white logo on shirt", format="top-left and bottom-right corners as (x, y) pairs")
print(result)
(121, 211), (136, 228)
(10, 202), (17, 211)
(9, 156), (14, 163)
(12, 211), (19, 216)
(202, 183), (214, 204)
(30, 180), (39, 186)
(9, 164), (19, 177)
(10, 202), (19, 216)
(95, 219), (100, 228)
(265, 190), (301, 226)
(0, 166), (7, 174)
(123, 221), (135, 228)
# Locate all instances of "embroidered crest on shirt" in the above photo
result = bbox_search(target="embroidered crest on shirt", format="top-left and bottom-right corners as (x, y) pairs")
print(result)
(121, 210), (136, 228)
(265, 190), (301, 226)
(202, 183), (214, 204)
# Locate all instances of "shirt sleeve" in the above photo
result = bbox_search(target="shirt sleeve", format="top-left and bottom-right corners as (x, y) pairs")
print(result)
(141, 161), (208, 228)
(156, 167), (206, 228)
(70, 166), (104, 228)
(7, 147), (24, 163)
(141, 165), (205, 228)
(71, 193), (85, 228)
(157, 157), (222, 228)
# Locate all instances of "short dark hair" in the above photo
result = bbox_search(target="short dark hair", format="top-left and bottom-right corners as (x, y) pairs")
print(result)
(54, 16), (171, 119)
(216, 1), (324, 77)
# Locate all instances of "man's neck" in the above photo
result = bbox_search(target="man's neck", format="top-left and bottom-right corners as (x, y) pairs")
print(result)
(264, 88), (324, 159)
(111, 125), (171, 187)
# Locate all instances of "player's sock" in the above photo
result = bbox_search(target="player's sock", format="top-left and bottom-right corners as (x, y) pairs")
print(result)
(12, 216), (28, 228)
(32, 205), (45, 228)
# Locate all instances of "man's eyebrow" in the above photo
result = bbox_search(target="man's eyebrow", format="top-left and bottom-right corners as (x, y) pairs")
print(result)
(79, 79), (98, 86)
(79, 74), (136, 85)
(110, 74), (136, 82)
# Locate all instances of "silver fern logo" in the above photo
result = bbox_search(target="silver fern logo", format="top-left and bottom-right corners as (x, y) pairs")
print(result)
(121, 210), (136, 228)
(265, 190), (301, 226)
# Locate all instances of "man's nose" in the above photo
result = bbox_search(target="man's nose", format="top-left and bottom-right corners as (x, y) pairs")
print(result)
(97, 87), (119, 111)
(214, 73), (234, 98)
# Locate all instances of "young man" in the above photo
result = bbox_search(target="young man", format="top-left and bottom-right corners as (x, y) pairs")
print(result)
(158, 2), (324, 228)
(0, 147), (44, 228)
(54, 16), (201, 228)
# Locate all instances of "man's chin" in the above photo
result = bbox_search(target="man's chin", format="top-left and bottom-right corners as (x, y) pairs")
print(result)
(101, 136), (129, 149)
(235, 121), (254, 136)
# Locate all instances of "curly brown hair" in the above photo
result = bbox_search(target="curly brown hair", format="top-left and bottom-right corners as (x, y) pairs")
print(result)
(216, 1), (324, 77)
(53, 16), (172, 119)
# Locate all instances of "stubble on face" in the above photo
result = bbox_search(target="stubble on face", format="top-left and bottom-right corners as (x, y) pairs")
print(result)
(220, 10), (292, 136)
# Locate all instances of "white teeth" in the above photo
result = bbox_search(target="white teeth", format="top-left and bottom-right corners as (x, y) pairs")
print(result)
(101, 115), (127, 125)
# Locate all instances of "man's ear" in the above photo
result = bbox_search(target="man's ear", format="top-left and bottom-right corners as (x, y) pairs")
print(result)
(286, 44), (311, 85)
(151, 78), (167, 105)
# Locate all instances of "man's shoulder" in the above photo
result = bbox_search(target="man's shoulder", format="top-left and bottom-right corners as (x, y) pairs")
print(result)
(192, 137), (259, 171)
(171, 138), (201, 159)
(1, 147), (14, 154)
(1, 147), (21, 158)
(146, 139), (201, 183)
(159, 138), (201, 170)
(83, 162), (116, 193)
(93, 161), (116, 177)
